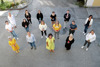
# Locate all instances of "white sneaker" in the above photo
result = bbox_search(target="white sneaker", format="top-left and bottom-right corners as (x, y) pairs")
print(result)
(41, 36), (43, 38)
(17, 38), (19, 40)
(81, 46), (84, 49)
(83, 32), (86, 35)
(83, 32), (85, 34)
(86, 48), (88, 51)
(45, 36), (47, 38)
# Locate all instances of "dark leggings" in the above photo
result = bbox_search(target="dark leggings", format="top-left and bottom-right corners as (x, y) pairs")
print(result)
(41, 30), (47, 36)
(84, 40), (91, 48)
(27, 19), (32, 24)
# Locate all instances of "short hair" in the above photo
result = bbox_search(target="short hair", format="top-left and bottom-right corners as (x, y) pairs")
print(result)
(48, 33), (53, 37)
(5, 21), (8, 23)
(52, 11), (55, 13)
(67, 10), (70, 11)
(90, 30), (95, 33)
(72, 21), (75, 23)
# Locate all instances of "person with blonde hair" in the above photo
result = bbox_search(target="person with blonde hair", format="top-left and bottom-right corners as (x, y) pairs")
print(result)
(39, 20), (47, 38)
(8, 36), (20, 53)
(65, 34), (74, 50)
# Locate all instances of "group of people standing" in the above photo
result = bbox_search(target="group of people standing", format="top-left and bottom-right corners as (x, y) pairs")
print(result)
(5, 9), (96, 53)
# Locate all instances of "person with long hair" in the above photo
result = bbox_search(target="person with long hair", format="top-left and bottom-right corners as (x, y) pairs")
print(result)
(39, 21), (47, 38)
(83, 15), (93, 35)
(81, 30), (96, 51)
(25, 10), (32, 24)
(37, 10), (43, 24)
(46, 33), (55, 52)
(22, 19), (29, 32)
(8, 36), (20, 53)
(65, 34), (74, 50)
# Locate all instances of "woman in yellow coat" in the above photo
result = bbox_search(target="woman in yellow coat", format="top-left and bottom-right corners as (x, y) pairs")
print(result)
(8, 36), (20, 53)
(46, 33), (55, 52)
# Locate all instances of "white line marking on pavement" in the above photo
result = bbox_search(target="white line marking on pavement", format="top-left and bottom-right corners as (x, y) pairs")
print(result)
(48, 1), (55, 6)
(43, 1), (50, 6)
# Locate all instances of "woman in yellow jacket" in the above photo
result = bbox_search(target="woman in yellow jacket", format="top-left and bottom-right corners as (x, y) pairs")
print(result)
(8, 36), (20, 53)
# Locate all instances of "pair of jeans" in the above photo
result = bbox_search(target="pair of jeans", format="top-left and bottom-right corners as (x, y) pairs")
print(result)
(24, 26), (29, 32)
(84, 25), (89, 33)
(29, 42), (36, 48)
(54, 31), (59, 39)
(69, 29), (75, 35)
(11, 30), (18, 38)
(41, 30), (47, 36)
(84, 40), (91, 48)
(38, 20), (41, 24)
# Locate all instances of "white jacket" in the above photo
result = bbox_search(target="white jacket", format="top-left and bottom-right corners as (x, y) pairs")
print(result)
(39, 24), (47, 31)
(85, 18), (93, 26)
(8, 14), (16, 27)
(86, 33), (96, 42)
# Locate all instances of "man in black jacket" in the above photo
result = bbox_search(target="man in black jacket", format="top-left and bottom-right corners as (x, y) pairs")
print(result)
(36, 10), (43, 24)
(22, 19), (29, 32)
(63, 10), (71, 29)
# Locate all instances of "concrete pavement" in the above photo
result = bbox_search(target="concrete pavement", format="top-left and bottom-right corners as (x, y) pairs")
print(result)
(0, 0), (100, 67)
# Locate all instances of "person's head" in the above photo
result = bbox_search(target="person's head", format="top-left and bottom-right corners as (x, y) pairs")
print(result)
(5, 21), (9, 25)
(8, 36), (12, 41)
(72, 21), (75, 25)
(27, 32), (31, 36)
(90, 30), (95, 35)
(38, 10), (41, 14)
(41, 20), (45, 25)
(23, 19), (26, 22)
(67, 10), (69, 14)
(55, 21), (59, 25)
(8, 12), (11, 17)
(69, 34), (73, 39)
(25, 10), (28, 14)
(48, 33), (53, 39)
(52, 11), (55, 15)
(89, 15), (93, 19)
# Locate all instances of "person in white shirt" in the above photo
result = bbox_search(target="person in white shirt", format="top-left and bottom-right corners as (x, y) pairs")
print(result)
(26, 32), (36, 50)
(81, 30), (96, 51)
(5, 21), (18, 40)
(39, 21), (47, 38)
(83, 15), (93, 35)
(8, 12), (16, 28)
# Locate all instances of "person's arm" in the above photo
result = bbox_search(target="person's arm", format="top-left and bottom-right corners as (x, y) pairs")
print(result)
(69, 14), (71, 20)
(86, 33), (90, 41)
(41, 13), (43, 20)
(25, 14), (27, 18)
(45, 24), (47, 30)
(46, 42), (48, 46)
(22, 22), (24, 27)
(84, 18), (88, 25)
(39, 24), (42, 31)
(64, 14), (66, 19)
(89, 19), (93, 28)
(90, 35), (96, 42)
(29, 13), (31, 18)
(37, 14), (39, 20)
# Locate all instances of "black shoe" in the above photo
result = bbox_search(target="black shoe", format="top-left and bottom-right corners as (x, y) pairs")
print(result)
(31, 47), (33, 49)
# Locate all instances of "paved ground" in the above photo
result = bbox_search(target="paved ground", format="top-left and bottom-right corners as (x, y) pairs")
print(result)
(0, 0), (100, 67)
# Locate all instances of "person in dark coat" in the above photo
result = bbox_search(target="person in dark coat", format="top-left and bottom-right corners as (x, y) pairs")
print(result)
(25, 10), (32, 24)
(65, 34), (74, 50)
(22, 19), (29, 32)
(37, 10), (43, 24)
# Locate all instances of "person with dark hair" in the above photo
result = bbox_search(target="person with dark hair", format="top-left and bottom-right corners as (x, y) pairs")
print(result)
(53, 21), (62, 39)
(83, 15), (93, 35)
(65, 34), (74, 50)
(50, 11), (57, 26)
(22, 19), (29, 32)
(37, 10), (43, 24)
(26, 32), (36, 50)
(81, 30), (96, 51)
(63, 10), (71, 29)
(46, 33), (55, 52)
(25, 10), (32, 24)
(69, 21), (77, 35)
(5, 21), (18, 40)
(39, 21), (47, 38)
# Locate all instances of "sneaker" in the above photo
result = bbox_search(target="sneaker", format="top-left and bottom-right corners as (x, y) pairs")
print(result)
(83, 32), (85, 34)
(41, 36), (43, 38)
(84, 33), (86, 35)
(34, 47), (37, 50)
(31, 47), (33, 50)
(81, 46), (84, 49)
(86, 48), (88, 51)
(45, 36), (47, 38)
(17, 38), (19, 40)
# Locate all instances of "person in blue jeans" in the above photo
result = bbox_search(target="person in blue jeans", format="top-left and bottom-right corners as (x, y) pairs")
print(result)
(5, 21), (18, 40)
(83, 15), (93, 35)
(69, 21), (77, 35)
(22, 19), (29, 32)
(26, 32), (36, 50)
